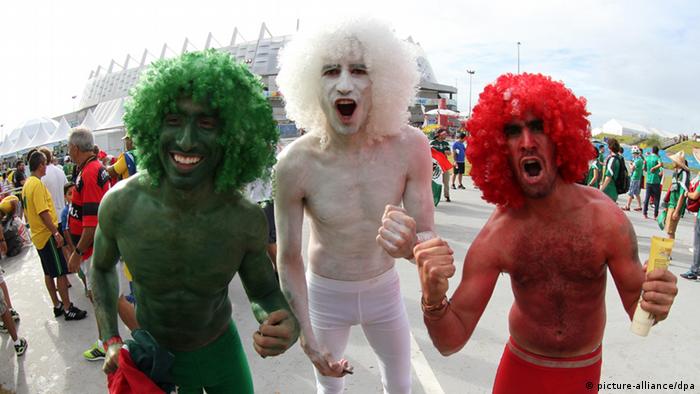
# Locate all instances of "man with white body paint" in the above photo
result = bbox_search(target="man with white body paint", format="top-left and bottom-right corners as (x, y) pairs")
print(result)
(275, 18), (435, 393)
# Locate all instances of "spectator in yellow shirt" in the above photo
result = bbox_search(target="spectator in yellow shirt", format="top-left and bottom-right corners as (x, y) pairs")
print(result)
(21, 151), (87, 321)
(106, 134), (137, 181)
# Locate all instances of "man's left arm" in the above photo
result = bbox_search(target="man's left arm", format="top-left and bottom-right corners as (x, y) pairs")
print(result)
(607, 209), (677, 321)
(377, 131), (435, 259)
(238, 211), (299, 357)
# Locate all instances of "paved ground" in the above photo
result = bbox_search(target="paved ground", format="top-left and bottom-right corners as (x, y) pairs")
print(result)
(1, 179), (699, 393)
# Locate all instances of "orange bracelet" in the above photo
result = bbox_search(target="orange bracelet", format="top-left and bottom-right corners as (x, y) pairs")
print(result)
(421, 296), (449, 320)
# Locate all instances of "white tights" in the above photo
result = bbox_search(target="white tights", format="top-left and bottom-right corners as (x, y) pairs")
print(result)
(307, 267), (411, 394)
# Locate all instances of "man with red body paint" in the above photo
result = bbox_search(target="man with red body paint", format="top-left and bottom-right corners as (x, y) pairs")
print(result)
(407, 74), (678, 393)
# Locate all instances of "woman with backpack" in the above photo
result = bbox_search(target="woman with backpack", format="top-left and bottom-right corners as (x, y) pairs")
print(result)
(681, 171), (700, 280)
(599, 138), (628, 202)
(664, 151), (691, 239)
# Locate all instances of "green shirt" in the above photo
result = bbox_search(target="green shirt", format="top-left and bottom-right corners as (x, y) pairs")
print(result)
(645, 154), (662, 184)
(430, 139), (451, 155)
(669, 169), (690, 209)
(603, 154), (620, 201)
(631, 157), (645, 181)
(585, 160), (600, 188)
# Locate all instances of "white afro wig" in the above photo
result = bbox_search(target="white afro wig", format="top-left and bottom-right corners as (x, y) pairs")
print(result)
(276, 17), (419, 145)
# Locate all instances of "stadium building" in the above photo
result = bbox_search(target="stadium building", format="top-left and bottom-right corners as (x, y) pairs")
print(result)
(1, 23), (457, 159)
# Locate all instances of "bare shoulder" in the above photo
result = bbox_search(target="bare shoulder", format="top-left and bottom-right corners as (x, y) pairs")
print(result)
(575, 185), (635, 245)
(383, 125), (430, 165)
(277, 134), (322, 168)
(395, 125), (430, 151)
(101, 174), (147, 210)
(98, 174), (150, 232)
(232, 193), (264, 218)
(276, 134), (322, 193)
(577, 184), (628, 222)
(231, 195), (268, 243)
(465, 208), (508, 267)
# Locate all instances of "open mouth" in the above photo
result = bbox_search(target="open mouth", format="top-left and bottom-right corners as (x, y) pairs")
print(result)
(335, 99), (357, 119)
(522, 159), (543, 178)
(170, 152), (203, 170)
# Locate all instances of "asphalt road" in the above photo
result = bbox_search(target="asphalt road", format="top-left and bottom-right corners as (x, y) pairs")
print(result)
(1, 179), (698, 393)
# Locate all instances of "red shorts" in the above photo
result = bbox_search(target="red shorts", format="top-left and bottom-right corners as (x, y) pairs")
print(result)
(493, 337), (602, 394)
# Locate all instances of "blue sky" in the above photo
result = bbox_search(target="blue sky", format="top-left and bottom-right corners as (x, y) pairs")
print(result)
(0, 0), (698, 137)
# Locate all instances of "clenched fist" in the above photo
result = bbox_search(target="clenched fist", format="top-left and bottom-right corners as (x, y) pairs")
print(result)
(376, 205), (417, 259)
(414, 238), (456, 305)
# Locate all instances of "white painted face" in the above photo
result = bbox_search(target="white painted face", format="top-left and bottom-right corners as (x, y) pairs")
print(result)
(319, 55), (372, 135)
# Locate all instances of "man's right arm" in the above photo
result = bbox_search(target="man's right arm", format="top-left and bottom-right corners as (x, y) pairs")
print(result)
(275, 154), (350, 376)
(90, 191), (123, 373)
(414, 228), (501, 356)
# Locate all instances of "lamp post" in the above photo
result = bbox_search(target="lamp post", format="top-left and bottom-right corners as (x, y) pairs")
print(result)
(517, 41), (521, 74)
(71, 95), (77, 112)
(466, 69), (475, 118)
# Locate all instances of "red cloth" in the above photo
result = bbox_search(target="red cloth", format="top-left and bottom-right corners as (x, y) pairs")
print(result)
(431, 148), (453, 171)
(68, 157), (110, 259)
(493, 337), (602, 394)
(108, 348), (164, 394)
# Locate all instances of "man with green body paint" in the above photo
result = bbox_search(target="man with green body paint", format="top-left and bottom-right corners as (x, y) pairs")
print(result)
(91, 50), (299, 393)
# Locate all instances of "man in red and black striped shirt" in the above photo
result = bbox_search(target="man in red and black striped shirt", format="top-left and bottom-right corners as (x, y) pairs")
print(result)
(66, 127), (111, 361)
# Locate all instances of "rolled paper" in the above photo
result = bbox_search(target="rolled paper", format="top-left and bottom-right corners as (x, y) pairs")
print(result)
(631, 236), (674, 337)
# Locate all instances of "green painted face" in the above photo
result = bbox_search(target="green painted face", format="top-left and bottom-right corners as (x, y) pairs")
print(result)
(158, 97), (223, 190)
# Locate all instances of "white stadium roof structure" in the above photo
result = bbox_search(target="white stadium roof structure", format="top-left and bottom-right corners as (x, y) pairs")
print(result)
(601, 118), (676, 138)
(1, 23), (457, 158)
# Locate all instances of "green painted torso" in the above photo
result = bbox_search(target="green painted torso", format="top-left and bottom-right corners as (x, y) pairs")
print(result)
(107, 175), (266, 351)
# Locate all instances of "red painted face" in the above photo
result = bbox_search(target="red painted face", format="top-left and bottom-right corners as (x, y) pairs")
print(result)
(504, 115), (558, 199)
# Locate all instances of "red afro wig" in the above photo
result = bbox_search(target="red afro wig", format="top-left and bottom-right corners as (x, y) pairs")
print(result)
(466, 73), (594, 209)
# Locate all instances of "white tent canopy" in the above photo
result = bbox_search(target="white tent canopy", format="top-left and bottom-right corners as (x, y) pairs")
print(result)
(93, 97), (126, 132)
(0, 100), (129, 158)
(46, 117), (72, 146)
(0, 117), (58, 157)
(79, 109), (100, 131)
(4, 128), (33, 157)
(26, 121), (55, 150)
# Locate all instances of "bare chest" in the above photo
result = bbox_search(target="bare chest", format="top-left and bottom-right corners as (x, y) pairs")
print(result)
(116, 205), (247, 293)
(505, 224), (606, 288)
(304, 154), (407, 227)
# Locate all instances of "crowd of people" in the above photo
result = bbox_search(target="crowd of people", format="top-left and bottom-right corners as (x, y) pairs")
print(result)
(0, 16), (683, 394)
(0, 135), (138, 359)
(582, 136), (700, 285)
(583, 138), (700, 259)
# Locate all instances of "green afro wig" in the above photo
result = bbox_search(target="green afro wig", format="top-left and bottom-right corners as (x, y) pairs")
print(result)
(123, 49), (278, 192)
